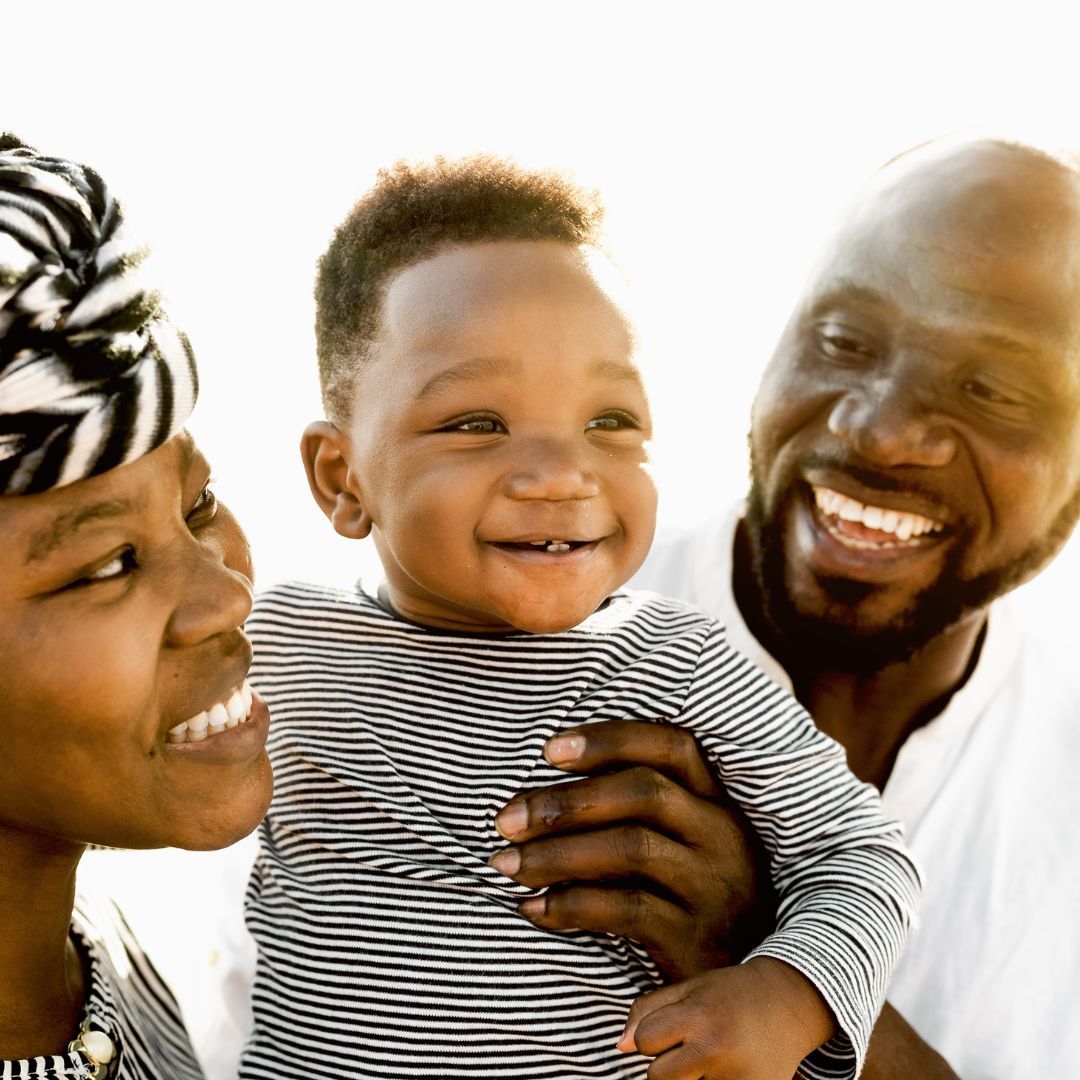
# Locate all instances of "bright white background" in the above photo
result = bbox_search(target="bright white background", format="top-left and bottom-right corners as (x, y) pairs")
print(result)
(6, 2), (1080, 1073)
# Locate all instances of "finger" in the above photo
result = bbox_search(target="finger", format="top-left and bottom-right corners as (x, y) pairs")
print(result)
(494, 766), (721, 844)
(543, 720), (723, 798)
(620, 989), (689, 1053)
(647, 1047), (705, 1080)
(491, 825), (702, 896)
(520, 882), (690, 943)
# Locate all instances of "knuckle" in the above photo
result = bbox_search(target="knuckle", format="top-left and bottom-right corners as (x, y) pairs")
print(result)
(614, 826), (661, 868)
(628, 765), (672, 806)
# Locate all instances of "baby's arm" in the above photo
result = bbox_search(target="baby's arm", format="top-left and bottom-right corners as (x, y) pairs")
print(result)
(619, 957), (835, 1080)
(653, 624), (921, 1079)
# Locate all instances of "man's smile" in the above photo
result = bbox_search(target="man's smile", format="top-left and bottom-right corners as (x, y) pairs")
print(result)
(811, 485), (948, 547)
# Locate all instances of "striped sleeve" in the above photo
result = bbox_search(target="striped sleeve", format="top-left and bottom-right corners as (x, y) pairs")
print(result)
(680, 624), (922, 1079)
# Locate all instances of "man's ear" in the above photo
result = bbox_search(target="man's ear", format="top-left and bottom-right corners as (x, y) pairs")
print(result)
(300, 421), (373, 540)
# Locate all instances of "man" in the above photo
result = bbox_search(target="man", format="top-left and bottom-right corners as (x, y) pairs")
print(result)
(491, 137), (1080, 1078)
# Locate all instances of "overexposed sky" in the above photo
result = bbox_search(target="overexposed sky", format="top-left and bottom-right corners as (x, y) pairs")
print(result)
(5, 0), (1079, 627)
(13, 5), (1080, 1066)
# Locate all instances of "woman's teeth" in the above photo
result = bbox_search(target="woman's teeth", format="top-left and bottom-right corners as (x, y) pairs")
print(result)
(167, 681), (254, 744)
(812, 485), (946, 543)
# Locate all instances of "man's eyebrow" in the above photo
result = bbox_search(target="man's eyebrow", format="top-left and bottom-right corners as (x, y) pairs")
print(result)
(27, 498), (137, 562)
(810, 280), (889, 311)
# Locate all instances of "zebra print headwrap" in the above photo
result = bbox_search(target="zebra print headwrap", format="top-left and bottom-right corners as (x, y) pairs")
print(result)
(0, 137), (197, 496)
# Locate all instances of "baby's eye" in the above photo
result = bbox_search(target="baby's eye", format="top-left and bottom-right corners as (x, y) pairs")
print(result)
(586, 412), (638, 432)
(443, 416), (507, 434)
(186, 483), (219, 526)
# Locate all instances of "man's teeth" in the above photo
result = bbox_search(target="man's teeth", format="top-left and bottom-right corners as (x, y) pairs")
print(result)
(167, 680), (255, 744)
(812, 486), (945, 542)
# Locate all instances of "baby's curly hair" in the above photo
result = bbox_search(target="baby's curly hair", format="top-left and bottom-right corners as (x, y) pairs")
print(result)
(315, 155), (604, 420)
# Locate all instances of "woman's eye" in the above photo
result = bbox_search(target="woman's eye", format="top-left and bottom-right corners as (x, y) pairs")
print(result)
(186, 483), (219, 525)
(76, 548), (138, 587)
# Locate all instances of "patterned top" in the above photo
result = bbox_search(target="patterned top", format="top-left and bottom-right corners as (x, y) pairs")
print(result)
(1, 897), (204, 1080)
(242, 582), (921, 1080)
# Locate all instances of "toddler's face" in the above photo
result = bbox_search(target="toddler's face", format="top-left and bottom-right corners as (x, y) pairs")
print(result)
(343, 239), (656, 633)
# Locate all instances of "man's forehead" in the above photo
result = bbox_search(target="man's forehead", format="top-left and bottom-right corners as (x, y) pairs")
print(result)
(803, 142), (1080, 341)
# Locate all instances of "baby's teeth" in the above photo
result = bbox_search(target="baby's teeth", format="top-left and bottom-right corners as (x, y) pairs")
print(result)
(547, 541), (571, 552)
(530, 541), (547, 546)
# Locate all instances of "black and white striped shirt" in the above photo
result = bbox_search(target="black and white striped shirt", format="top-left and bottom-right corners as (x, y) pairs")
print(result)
(242, 583), (920, 1079)
(1, 897), (205, 1080)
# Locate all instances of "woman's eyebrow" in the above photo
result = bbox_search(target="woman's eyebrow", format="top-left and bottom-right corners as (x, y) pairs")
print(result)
(27, 498), (136, 562)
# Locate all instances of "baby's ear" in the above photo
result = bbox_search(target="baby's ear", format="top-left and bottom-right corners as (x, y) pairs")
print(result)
(300, 421), (372, 540)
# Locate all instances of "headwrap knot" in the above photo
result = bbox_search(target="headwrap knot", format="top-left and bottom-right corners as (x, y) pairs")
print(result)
(0, 138), (197, 495)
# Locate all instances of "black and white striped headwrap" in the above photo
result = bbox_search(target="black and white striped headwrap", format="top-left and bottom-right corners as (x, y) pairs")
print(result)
(0, 136), (197, 495)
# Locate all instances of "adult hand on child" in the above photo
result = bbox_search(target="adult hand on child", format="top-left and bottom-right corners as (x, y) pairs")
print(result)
(490, 720), (775, 980)
(617, 957), (836, 1079)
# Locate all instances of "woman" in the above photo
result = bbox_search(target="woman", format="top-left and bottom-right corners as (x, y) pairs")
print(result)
(0, 136), (272, 1077)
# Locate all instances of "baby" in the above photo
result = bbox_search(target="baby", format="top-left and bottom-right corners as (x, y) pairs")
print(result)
(240, 158), (920, 1079)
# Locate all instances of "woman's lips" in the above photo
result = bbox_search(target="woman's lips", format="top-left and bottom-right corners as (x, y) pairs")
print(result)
(164, 690), (269, 764)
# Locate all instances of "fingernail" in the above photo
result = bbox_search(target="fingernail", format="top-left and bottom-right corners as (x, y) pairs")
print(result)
(545, 733), (585, 765)
(489, 848), (521, 876)
(616, 1027), (635, 1052)
(518, 896), (546, 919)
(494, 801), (528, 839)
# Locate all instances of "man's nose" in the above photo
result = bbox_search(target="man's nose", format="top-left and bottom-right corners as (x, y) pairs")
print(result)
(165, 539), (254, 647)
(827, 373), (957, 469)
(502, 438), (601, 501)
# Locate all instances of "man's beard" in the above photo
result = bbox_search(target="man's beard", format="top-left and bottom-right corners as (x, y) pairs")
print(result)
(744, 469), (1080, 675)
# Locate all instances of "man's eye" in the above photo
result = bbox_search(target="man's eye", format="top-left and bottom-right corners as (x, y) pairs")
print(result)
(186, 483), (219, 525)
(962, 379), (1018, 406)
(818, 326), (877, 362)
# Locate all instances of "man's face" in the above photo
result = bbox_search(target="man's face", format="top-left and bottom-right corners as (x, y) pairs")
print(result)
(0, 434), (273, 851)
(340, 239), (657, 634)
(748, 143), (1080, 667)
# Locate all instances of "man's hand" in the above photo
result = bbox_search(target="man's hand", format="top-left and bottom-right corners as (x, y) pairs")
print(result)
(618, 957), (836, 1079)
(488, 720), (775, 980)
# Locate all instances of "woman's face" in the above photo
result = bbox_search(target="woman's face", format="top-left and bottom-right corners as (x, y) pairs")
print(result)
(0, 432), (272, 851)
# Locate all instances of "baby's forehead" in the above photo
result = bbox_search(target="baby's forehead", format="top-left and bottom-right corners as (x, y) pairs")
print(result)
(378, 240), (637, 344)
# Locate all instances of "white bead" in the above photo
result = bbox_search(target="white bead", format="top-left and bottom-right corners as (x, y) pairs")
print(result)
(81, 1029), (116, 1063)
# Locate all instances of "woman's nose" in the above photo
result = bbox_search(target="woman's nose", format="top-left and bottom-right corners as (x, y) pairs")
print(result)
(827, 375), (957, 469)
(165, 536), (254, 648)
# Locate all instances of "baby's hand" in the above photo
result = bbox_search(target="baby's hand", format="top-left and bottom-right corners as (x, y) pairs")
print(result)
(618, 957), (836, 1079)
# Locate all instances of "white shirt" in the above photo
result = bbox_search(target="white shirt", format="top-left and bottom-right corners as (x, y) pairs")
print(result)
(632, 504), (1080, 1080)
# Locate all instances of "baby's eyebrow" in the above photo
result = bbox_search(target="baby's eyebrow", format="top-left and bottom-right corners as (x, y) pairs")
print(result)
(415, 355), (643, 402)
(414, 356), (522, 402)
(27, 498), (137, 562)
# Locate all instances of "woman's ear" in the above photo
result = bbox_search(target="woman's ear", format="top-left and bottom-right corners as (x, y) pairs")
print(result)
(300, 421), (373, 539)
